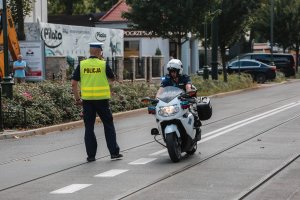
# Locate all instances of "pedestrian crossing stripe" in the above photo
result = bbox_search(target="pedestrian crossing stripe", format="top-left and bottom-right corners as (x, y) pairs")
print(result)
(50, 184), (92, 194)
(94, 169), (128, 177)
(129, 158), (157, 165)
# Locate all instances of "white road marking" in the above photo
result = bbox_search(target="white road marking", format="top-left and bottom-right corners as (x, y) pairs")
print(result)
(50, 184), (92, 194)
(150, 102), (300, 155)
(149, 149), (166, 156)
(129, 158), (157, 165)
(202, 102), (298, 139)
(94, 169), (128, 177)
(198, 101), (300, 144)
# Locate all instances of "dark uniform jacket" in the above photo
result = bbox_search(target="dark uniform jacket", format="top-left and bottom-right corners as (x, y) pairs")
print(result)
(160, 74), (192, 91)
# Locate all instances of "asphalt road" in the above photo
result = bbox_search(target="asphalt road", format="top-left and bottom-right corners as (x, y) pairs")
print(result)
(0, 80), (300, 200)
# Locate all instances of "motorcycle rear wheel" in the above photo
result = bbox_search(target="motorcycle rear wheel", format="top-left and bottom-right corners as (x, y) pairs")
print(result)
(166, 133), (181, 162)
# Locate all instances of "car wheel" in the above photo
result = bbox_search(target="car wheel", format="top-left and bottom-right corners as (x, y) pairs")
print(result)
(256, 73), (266, 83)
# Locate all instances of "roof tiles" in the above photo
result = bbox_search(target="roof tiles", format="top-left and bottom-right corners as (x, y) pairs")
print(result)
(100, 0), (130, 22)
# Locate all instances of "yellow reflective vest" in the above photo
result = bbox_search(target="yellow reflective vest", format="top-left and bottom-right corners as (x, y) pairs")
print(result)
(80, 58), (111, 100)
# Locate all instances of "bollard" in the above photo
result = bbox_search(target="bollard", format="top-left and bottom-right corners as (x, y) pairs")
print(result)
(23, 107), (27, 128)
(131, 72), (134, 82)
(203, 65), (209, 80)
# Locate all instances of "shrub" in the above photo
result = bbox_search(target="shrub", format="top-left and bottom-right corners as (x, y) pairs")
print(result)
(191, 73), (255, 96)
(110, 82), (159, 113)
(1, 74), (257, 129)
(2, 81), (82, 129)
(155, 47), (162, 56)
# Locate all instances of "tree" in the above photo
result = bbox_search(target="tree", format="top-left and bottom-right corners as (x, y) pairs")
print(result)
(7, 0), (35, 40)
(47, 0), (118, 15)
(217, 0), (262, 82)
(93, 0), (119, 12)
(253, 0), (300, 72)
(290, 0), (300, 71)
(47, 0), (82, 15)
(123, 0), (211, 59)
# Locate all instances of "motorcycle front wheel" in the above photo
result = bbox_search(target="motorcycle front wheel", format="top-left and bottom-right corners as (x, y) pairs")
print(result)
(166, 133), (181, 162)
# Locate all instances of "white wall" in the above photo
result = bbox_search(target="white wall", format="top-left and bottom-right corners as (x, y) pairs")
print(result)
(25, 0), (47, 23)
(181, 39), (199, 74)
(140, 38), (169, 69)
(124, 37), (169, 73)
(181, 40), (190, 74)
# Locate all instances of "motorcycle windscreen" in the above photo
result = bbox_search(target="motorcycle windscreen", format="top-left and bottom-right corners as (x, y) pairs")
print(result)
(156, 86), (183, 103)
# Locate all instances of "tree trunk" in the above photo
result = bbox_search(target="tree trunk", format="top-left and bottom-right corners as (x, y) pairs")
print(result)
(65, 0), (74, 15)
(220, 45), (228, 82)
(296, 43), (299, 73)
(177, 36), (182, 60)
(16, 0), (26, 40)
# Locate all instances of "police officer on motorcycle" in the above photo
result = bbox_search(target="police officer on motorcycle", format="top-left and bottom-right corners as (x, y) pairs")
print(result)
(158, 59), (201, 128)
(158, 59), (192, 92)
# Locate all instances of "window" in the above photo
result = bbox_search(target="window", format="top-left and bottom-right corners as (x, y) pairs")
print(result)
(124, 40), (139, 58)
(241, 61), (259, 67)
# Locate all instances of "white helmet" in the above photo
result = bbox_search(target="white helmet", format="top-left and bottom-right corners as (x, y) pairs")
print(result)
(166, 59), (183, 75)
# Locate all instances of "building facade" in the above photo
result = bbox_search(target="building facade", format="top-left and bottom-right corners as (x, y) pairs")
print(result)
(24, 0), (48, 23)
(95, 0), (199, 75)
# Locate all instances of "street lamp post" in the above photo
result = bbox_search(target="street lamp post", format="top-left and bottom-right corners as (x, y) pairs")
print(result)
(211, 16), (219, 80)
(1, 0), (14, 99)
(270, 0), (274, 65)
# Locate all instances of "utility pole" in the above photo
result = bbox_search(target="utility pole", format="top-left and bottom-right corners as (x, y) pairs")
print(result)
(204, 20), (208, 67)
(211, 16), (219, 80)
(270, 0), (274, 65)
(1, 0), (14, 99)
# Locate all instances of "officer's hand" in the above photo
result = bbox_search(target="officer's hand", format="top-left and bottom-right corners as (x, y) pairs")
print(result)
(75, 99), (83, 106)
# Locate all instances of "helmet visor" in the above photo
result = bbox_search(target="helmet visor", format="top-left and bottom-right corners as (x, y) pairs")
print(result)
(168, 68), (178, 73)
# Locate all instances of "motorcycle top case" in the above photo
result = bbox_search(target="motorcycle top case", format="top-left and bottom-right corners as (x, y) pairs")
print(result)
(196, 97), (212, 120)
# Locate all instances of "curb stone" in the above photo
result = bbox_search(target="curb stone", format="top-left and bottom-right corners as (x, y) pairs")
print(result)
(0, 108), (147, 140)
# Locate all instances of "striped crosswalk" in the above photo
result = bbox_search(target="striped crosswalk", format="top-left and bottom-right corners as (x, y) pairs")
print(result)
(50, 156), (161, 194)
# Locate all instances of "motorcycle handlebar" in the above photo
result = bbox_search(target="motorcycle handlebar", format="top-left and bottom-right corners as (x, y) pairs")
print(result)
(179, 97), (196, 104)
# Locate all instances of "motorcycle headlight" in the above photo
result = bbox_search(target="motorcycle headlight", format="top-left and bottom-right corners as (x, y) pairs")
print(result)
(158, 105), (180, 117)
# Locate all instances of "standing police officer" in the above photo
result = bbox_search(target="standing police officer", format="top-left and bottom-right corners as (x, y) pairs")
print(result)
(71, 42), (123, 162)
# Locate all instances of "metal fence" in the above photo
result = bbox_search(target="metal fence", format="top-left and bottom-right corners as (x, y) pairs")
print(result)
(123, 57), (146, 80)
(2, 107), (27, 129)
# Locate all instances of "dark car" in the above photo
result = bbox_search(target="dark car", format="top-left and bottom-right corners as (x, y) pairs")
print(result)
(238, 53), (295, 77)
(197, 65), (223, 76)
(227, 59), (276, 83)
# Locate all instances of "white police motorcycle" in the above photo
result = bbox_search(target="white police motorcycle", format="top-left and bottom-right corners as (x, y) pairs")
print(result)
(142, 86), (212, 162)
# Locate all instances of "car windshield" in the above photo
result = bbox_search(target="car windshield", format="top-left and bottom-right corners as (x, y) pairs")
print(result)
(156, 86), (183, 103)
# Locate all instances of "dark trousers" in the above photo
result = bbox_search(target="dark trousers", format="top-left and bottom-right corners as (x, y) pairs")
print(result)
(82, 99), (120, 158)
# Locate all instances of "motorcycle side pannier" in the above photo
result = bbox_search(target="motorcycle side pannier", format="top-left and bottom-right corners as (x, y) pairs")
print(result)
(196, 97), (212, 120)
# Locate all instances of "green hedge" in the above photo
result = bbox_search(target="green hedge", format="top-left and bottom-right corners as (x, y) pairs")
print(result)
(2, 74), (258, 129)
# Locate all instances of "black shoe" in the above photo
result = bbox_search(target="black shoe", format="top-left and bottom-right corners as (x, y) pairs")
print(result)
(111, 153), (123, 160)
(87, 157), (96, 162)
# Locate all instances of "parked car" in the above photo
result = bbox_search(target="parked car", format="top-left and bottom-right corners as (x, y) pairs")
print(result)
(237, 53), (295, 77)
(227, 59), (276, 83)
(197, 65), (223, 76)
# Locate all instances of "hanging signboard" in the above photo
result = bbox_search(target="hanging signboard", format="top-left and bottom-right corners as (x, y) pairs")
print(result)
(25, 22), (124, 59)
(19, 41), (45, 81)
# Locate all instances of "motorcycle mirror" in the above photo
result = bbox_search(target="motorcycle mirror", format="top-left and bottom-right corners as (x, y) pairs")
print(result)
(141, 97), (151, 104)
